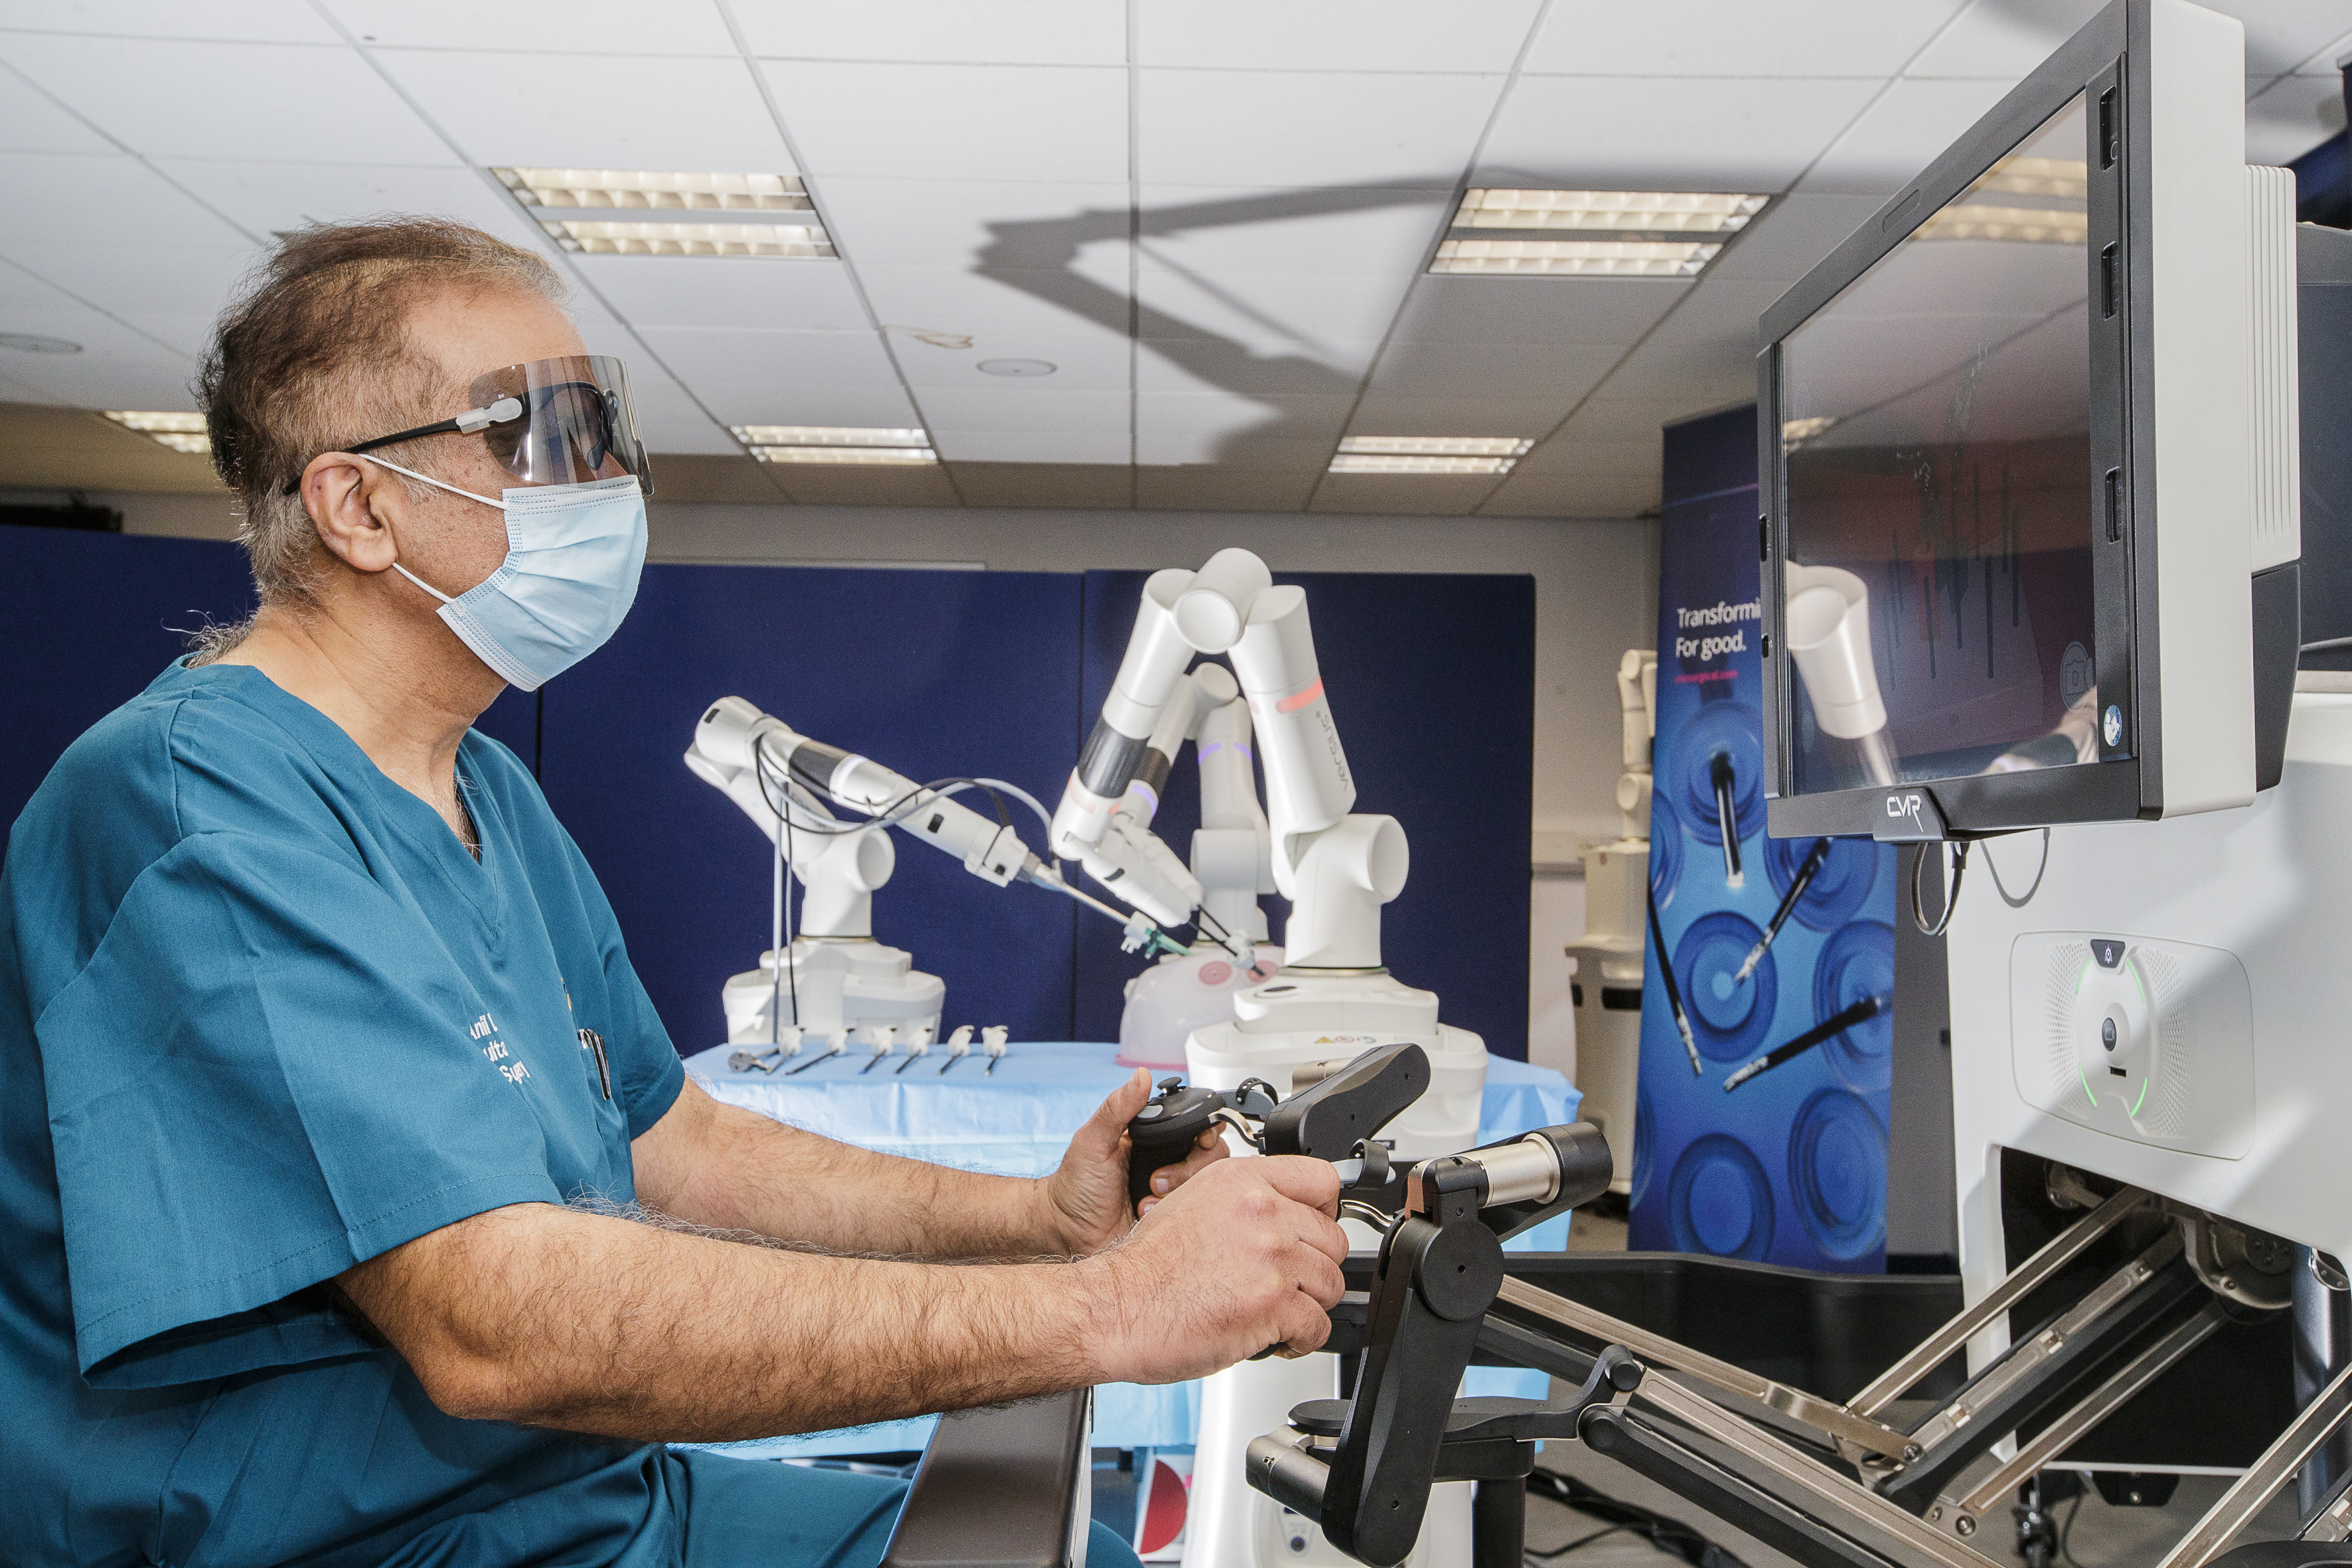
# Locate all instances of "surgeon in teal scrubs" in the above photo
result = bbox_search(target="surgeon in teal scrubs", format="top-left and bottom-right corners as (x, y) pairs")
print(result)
(0, 219), (1350, 1568)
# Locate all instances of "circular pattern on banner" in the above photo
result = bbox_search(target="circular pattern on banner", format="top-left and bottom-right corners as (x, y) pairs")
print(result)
(1787, 1087), (1888, 1261)
(1812, 919), (1897, 1092)
(1764, 834), (1880, 932)
(1666, 1133), (1775, 1260)
(1647, 789), (1684, 912)
(1631, 1087), (1658, 1208)
(1674, 910), (1778, 1061)
(1673, 700), (1765, 850)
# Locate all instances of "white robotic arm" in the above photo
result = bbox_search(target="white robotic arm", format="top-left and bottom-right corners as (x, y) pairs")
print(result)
(1056, 550), (1407, 971)
(691, 696), (1037, 888)
(684, 744), (896, 939)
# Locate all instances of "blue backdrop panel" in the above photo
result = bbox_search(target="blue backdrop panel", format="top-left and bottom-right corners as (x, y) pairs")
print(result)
(1629, 407), (1899, 1272)
(538, 564), (1084, 1052)
(0, 530), (256, 855)
(1073, 570), (1535, 1061)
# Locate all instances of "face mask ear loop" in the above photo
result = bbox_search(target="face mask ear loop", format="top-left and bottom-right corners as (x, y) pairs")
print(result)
(358, 452), (506, 607)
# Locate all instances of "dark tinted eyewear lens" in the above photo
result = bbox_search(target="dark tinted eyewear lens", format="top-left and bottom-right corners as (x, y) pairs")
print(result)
(481, 382), (615, 485)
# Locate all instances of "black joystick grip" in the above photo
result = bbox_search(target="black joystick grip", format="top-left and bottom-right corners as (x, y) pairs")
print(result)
(1127, 1079), (1226, 1210)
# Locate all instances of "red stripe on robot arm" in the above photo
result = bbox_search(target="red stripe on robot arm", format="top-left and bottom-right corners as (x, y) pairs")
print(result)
(1275, 677), (1325, 715)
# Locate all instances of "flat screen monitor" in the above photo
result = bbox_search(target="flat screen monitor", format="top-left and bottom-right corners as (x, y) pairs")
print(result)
(1758, 0), (2294, 842)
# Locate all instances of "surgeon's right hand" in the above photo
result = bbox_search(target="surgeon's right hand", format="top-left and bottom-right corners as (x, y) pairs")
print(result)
(1078, 1154), (1348, 1386)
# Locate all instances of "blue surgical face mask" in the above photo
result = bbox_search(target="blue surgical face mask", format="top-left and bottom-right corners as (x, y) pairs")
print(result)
(366, 457), (647, 692)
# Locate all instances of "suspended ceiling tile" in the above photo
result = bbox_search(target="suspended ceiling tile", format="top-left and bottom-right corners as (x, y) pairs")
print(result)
(0, 1), (343, 44)
(682, 382), (926, 431)
(1138, 70), (1502, 190)
(1136, 338), (1376, 398)
(1134, 465), (1320, 512)
(816, 178), (1128, 270)
(915, 386), (1131, 437)
(571, 254), (869, 331)
(1366, 339), (1621, 402)
(616, 370), (738, 455)
(157, 159), (556, 256)
(945, 459), (1134, 507)
(634, 326), (903, 391)
(0, 74), (112, 154)
(5, 33), (447, 166)
(1136, 267), (1415, 346)
(1345, 393), (1570, 439)
(1476, 469), (1658, 518)
(1635, 279), (1789, 354)
(734, 0), (1125, 66)
(327, 1), (738, 56)
(2247, 72), (2347, 165)
(0, 151), (253, 249)
(385, 51), (791, 172)
(760, 462), (963, 507)
(937, 430), (1130, 464)
(1797, 77), (2016, 197)
(0, 364), (64, 404)
(1135, 390), (1352, 464)
(1592, 339), (1759, 408)
(641, 453), (789, 504)
(1702, 193), (1883, 284)
(0, 335), (200, 410)
(2215, 6), (2352, 78)
(1508, 434), (1661, 479)
(1307, 472), (1491, 516)
(1526, 0), (1966, 78)
(1137, 0), (1542, 74)
(1133, 184), (1452, 276)
(1478, 74), (1881, 193)
(764, 61), (1128, 183)
(1385, 275), (1690, 346)
(1557, 396), (1709, 443)
(1903, 0), (2104, 79)
(851, 265), (1131, 390)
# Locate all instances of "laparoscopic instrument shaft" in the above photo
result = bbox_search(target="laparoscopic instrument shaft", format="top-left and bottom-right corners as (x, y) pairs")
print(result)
(1733, 836), (1830, 984)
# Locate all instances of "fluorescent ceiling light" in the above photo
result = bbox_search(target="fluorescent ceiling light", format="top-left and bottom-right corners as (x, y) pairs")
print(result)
(1968, 156), (2086, 202)
(1338, 435), (1530, 458)
(494, 168), (812, 213)
(1431, 238), (1721, 277)
(1452, 189), (1766, 234)
(1780, 416), (1838, 445)
(104, 410), (209, 454)
(749, 446), (937, 466)
(539, 219), (834, 258)
(732, 426), (929, 447)
(1914, 204), (2088, 246)
(1328, 453), (1516, 475)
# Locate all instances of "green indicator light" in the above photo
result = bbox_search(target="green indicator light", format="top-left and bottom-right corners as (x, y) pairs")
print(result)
(2130, 1074), (2150, 1117)
(2078, 1065), (2098, 1107)
(2128, 957), (2150, 1010)
(2077, 958), (2093, 996)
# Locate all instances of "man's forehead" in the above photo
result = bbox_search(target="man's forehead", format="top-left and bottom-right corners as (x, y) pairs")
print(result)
(409, 286), (586, 392)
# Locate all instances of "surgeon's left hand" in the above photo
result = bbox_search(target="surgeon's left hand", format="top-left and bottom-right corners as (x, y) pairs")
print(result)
(1044, 1067), (1228, 1255)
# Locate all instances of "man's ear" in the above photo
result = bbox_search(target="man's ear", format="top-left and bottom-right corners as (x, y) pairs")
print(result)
(298, 454), (402, 576)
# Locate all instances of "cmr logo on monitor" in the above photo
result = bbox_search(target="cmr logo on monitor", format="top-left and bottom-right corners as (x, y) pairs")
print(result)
(1873, 788), (1947, 842)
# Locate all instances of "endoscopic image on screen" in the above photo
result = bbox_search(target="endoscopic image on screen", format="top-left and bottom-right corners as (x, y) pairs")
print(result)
(1779, 92), (2096, 797)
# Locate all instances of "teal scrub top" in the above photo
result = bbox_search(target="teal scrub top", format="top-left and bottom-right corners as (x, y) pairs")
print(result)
(0, 659), (692, 1567)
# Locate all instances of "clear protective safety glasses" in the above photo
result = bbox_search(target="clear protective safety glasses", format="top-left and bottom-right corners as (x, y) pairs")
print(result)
(284, 354), (654, 497)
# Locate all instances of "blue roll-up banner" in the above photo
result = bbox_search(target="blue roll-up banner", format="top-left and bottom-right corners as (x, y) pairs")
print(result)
(1630, 408), (1899, 1271)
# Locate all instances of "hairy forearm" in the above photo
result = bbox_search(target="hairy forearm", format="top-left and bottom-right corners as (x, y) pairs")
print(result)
(633, 1082), (1065, 1259)
(345, 1202), (1115, 1443)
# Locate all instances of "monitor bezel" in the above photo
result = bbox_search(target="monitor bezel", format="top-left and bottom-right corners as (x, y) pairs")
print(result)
(1759, 0), (2159, 841)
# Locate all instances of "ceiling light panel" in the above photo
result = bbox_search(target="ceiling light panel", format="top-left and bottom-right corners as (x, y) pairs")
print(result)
(1431, 238), (1723, 276)
(493, 168), (813, 212)
(732, 426), (930, 447)
(748, 445), (938, 465)
(1452, 189), (1767, 233)
(1338, 435), (1531, 457)
(1328, 453), (1516, 475)
(104, 410), (209, 453)
(539, 220), (835, 258)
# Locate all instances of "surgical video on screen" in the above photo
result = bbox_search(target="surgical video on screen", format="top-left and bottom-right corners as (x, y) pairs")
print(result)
(1780, 94), (2095, 796)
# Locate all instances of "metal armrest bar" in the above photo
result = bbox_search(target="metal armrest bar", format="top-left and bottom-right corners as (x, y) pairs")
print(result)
(881, 1389), (1093, 1568)
(1631, 1376), (2009, 1568)
(1849, 1184), (2150, 1417)
(2156, 1360), (2352, 1568)
(1937, 1297), (2229, 1530)
(1495, 1277), (1916, 1461)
